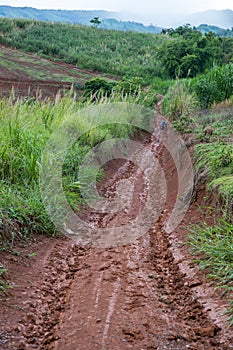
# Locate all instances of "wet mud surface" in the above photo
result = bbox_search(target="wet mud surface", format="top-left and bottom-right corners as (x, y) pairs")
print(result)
(0, 119), (233, 349)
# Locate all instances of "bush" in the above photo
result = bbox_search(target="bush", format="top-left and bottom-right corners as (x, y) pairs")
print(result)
(113, 76), (143, 95)
(83, 78), (116, 99)
(192, 63), (233, 108)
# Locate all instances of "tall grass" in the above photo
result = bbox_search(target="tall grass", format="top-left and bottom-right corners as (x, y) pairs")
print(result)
(0, 93), (143, 248)
(162, 79), (198, 120)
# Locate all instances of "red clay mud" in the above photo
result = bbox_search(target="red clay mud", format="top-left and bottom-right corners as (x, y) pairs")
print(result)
(0, 116), (233, 350)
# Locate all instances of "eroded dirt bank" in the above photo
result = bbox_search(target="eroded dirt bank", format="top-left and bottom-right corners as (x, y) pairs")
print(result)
(0, 126), (233, 350)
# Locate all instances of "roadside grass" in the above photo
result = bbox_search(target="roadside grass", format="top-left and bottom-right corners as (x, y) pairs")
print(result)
(0, 92), (146, 252)
(192, 104), (233, 141)
(160, 83), (233, 324)
(193, 104), (233, 218)
(186, 102), (233, 324)
(188, 220), (233, 325)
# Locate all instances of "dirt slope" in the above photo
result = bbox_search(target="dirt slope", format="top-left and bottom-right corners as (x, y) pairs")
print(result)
(0, 45), (115, 98)
(0, 116), (233, 350)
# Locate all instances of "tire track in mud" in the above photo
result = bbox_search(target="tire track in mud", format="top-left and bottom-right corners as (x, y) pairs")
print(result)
(52, 230), (230, 350)
(6, 243), (91, 350)
(5, 119), (233, 349)
(52, 130), (232, 350)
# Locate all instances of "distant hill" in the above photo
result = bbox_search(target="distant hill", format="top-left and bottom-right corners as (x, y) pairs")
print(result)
(186, 9), (233, 29)
(0, 6), (162, 34)
(0, 6), (116, 24)
(119, 9), (233, 30)
(101, 18), (162, 33)
(197, 24), (233, 37)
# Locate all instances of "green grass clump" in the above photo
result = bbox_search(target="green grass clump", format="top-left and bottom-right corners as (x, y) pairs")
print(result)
(188, 220), (233, 325)
(194, 141), (233, 216)
(209, 176), (233, 220)
(210, 176), (233, 197)
(162, 79), (198, 121)
(194, 142), (233, 180)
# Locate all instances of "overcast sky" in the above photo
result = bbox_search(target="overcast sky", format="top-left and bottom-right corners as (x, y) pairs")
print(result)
(1, 0), (233, 14)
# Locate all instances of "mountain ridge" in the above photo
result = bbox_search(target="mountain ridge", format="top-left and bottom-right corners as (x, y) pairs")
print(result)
(0, 5), (232, 34)
(186, 9), (233, 29)
(0, 5), (162, 33)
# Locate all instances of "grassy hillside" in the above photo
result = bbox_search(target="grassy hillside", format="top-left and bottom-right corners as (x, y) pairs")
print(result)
(0, 18), (168, 84)
(1, 19), (233, 86)
(198, 24), (233, 37)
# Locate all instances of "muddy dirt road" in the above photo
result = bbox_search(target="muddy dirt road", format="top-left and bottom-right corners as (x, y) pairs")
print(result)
(1, 117), (233, 350)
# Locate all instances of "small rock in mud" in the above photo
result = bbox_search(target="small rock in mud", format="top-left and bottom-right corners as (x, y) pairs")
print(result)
(188, 279), (202, 288)
(194, 325), (219, 337)
(158, 295), (171, 305)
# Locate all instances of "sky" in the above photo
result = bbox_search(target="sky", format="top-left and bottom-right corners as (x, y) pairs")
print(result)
(1, 0), (233, 15)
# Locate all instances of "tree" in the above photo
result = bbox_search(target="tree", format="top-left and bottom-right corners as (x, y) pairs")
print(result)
(90, 17), (101, 28)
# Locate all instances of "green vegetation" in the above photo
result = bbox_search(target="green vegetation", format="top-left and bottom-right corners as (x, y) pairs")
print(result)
(1, 19), (233, 86)
(195, 142), (233, 181)
(159, 25), (233, 78)
(90, 17), (101, 28)
(194, 137), (233, 218)
(0, 45), (112, 83)
(83, 78), (116, 99)
(83, 77), (158, 107)
(0, 18), (167, 84)
(0, 94), (142, 251)
(162, 79), (198, 120)
(160, 78), (233, 321)
(188, 220), (233, 325)
(192, 63), (233, 108)
(186, 108), (233, 322)
(198, 24), (233, 38)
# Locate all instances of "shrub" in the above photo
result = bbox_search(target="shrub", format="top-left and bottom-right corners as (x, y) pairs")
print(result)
(192, 63), (233, 108)
(83, 78), (116, 99)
